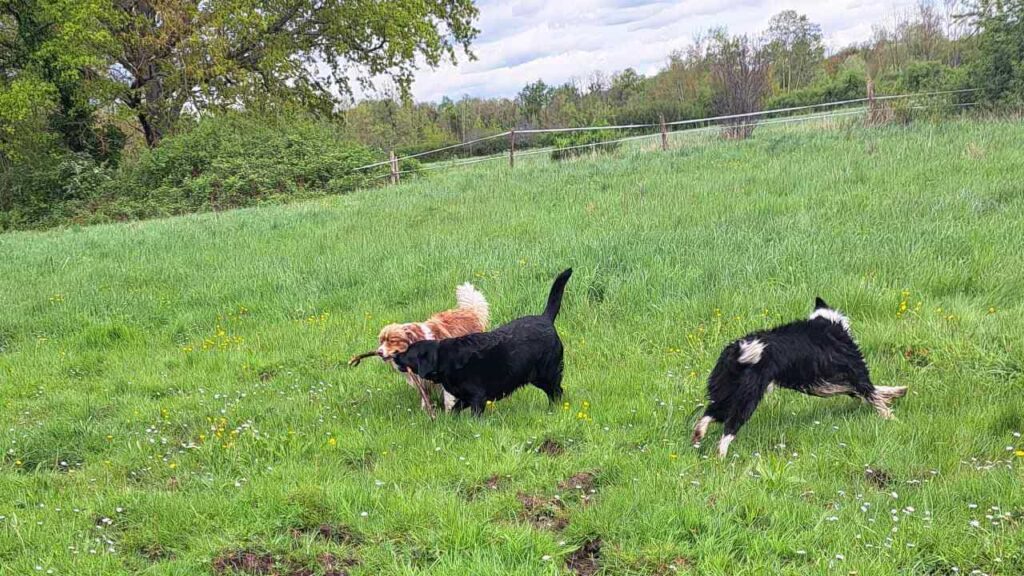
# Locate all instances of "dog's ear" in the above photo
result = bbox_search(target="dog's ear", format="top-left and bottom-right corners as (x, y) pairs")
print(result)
(398, 341), (440, 378)
(814, 297), (830, 310)
(415, 343), (439, 377)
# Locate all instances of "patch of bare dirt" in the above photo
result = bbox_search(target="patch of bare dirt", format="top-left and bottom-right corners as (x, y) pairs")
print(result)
(865, 467), (893, 488)
(566, 538), (602, 576)
(318, 553), (358, 576)
(212, 549), (357, 576)
(537, 438), (564, 456)
(517, 492), (569, 532)
(558, 471), (599, 505)
(212, 550), (276, 575)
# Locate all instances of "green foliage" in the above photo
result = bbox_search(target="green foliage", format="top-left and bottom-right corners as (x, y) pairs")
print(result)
(765, 64), (867, 109)
(550, 129), (621, 161)
(117, 114), (377, 212)
(967, 0), (1024, 104)
(0, 113), (377, 230)
(900, 60), (967, 93)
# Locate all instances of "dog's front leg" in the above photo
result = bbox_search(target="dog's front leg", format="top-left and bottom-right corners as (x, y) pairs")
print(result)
(442, 390), (457, 412)
(406, 373), (436, 419)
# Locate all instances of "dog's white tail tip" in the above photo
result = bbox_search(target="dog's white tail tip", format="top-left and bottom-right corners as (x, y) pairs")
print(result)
(455, 282), (490, 327)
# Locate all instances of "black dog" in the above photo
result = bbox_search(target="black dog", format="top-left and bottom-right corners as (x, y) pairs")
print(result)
(392, 268), (573, 415)
(692, 297), (906, 457)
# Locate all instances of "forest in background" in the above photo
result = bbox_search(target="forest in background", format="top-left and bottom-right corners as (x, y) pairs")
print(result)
(2, 0), (1023, 230)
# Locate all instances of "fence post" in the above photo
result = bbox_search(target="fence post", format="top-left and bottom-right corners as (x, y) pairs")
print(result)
(866, 77), (877, 124)
(659, 114), (668, 151)
(389, 150), (398, 185)
(509, 130), (516, 169)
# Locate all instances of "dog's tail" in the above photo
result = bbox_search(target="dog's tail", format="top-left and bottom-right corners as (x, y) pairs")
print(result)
(542, 268), (573, 321)
(455, 283), (490, 328)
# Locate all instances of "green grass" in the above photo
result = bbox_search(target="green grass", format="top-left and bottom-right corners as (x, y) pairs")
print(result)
(1, 118), (1023, 575)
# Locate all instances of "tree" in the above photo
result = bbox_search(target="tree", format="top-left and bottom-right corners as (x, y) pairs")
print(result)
(707, 32), (770, 138)
(1, 0), (123, 162)
(2, 0), (479, 147)
(959, 0), (1024, 103)
(765, 10), (824, 92)
(516, 79), (553, 125)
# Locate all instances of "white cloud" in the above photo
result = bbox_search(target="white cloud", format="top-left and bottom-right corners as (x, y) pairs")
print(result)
(385, 0), (925, 102)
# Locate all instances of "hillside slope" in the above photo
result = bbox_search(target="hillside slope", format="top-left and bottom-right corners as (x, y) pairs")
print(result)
(1, 119), (1022, 575)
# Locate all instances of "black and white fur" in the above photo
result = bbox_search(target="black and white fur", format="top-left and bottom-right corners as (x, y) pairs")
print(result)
(392, 268), (573, 416)
(692, 297), (906, 457)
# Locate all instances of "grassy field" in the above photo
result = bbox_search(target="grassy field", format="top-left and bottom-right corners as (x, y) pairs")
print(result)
(1, 118), (1023, 575)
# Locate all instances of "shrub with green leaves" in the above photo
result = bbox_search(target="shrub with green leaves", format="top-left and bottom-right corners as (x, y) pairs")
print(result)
(550, 129), (621, 161)
(119, 113), (377, 212)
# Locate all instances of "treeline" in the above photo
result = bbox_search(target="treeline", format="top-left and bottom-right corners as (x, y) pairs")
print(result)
(2, 0), (1023, 231)
(344, 3), (995, 158)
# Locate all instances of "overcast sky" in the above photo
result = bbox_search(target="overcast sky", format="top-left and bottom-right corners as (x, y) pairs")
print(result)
(400, 0), (922, 102)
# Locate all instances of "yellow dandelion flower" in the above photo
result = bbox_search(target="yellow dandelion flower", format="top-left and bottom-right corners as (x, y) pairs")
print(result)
(562, 402), (570, 411)
(14, 460), (22, 466)
(988, 307), (997, 315)
(106, 435), (113, 442)
(327, 438), (337, 447)
(1015, 450), (1024, 458)
(669, 453), (678, 460)
(168, 462), (177, 469)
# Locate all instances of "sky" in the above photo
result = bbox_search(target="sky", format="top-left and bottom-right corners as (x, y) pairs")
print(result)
(400, 0), (923, 102)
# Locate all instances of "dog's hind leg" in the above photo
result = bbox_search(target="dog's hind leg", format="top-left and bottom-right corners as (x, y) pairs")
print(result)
(718, 371), (772, 458)
(848, 365), (906, 419)
(691, 414), (716, 447)
(533, 357), (564, 403)
(865, 384), (907, 419)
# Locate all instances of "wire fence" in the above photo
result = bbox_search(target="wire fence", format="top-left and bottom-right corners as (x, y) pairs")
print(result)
(359, 88), (979, 181)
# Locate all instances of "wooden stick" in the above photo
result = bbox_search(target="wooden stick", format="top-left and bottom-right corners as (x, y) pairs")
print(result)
(348, 350), (377, 367)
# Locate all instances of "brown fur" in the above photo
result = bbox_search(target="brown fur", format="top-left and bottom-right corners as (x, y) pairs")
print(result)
(377, 286), (488, 417)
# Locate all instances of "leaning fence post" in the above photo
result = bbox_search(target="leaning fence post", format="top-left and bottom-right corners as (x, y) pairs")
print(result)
(509, 130), (516, 169)
(659, 114), (668, 151)
(389, 150), (398, 185)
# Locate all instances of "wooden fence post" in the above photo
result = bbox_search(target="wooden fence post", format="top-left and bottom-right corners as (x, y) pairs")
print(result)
(389, 150), (398, 185)
(509, 130), (516, 169)
(866, 76), (877, 125)
(659, 114), (668, 151)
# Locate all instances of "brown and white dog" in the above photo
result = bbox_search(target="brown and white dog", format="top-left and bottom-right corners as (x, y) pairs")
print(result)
(376, 283), (489, 416)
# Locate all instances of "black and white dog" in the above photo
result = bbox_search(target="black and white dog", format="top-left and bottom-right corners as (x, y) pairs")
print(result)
(392, 268), (573, 416)
(693, 297), (906, 457)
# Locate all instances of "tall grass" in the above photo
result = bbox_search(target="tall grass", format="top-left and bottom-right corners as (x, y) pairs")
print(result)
(1, 118), (1022, 575)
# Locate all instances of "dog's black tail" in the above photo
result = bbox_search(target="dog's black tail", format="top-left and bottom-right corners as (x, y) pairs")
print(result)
(542, 268), (573, 321)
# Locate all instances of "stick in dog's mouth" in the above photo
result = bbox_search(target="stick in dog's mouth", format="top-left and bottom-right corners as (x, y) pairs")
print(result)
(348, 350), (378, 367)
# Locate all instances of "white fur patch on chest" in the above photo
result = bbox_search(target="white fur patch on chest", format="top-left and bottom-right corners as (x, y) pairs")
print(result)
(419, 323), (436, 341)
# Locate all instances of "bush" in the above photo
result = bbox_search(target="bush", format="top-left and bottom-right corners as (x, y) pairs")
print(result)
(550, 129), (621, 161)
(1, 112), (379, 230)
(119, 113), (377, 213)
(765, 67), (866, 110)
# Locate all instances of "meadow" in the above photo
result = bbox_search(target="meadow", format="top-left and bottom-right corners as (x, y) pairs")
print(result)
(1, 117), (1022, 575)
